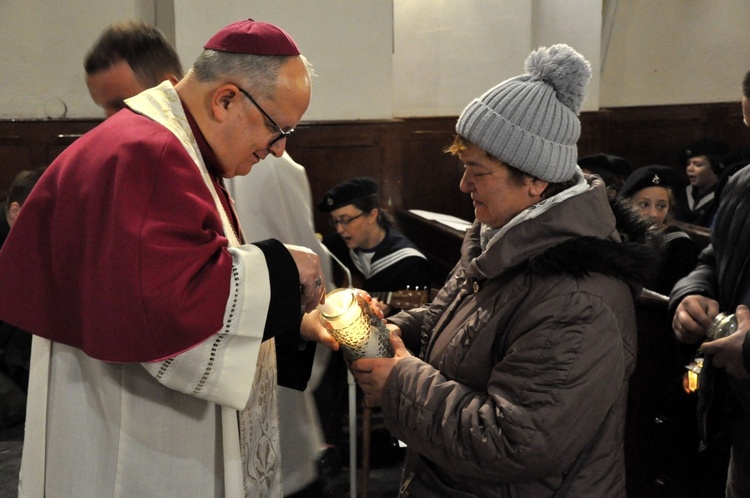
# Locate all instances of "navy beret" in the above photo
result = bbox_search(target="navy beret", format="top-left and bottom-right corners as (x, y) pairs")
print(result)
(578, 153), (632, 180)
(679, 137), (731, 173)
(683, 137), (730, 160)
(620, 165), (678, 198)
(318, 177), (378, 212)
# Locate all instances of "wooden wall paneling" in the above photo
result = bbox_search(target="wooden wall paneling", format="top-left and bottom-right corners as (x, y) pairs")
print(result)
(0, 134), (27, 200)
(607, 106), (708, 170)
(47, 133), (87, 165)
(578, 110), (611, 159)
(0, 119), (101, 188)
(0, 119), (99, 201)
(711, 103), (749, 163)
(373, 121), (406, 217)
(286, 121), (400, 236)
(398, 118), (474, 223)
(599, 103), (748, 175)
(1, 101), (747, 222)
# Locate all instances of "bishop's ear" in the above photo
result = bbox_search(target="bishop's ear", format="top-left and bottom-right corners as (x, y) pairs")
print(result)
(212, 85), (238, 121)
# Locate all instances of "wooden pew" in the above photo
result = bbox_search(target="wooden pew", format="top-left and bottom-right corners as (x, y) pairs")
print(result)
(394, 209), (465, 287)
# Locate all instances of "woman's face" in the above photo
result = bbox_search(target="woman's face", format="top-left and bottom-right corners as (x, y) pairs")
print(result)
(458, 143), (545, 229)
(630, 186), (671, 227)
(686, 155), (718, 193)
(329, 205), (379, 250)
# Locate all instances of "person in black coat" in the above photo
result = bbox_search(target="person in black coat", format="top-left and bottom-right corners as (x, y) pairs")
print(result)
(670, 68), (750, 497)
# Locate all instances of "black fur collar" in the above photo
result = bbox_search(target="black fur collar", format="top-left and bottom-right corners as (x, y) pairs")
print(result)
(527, 198), (666, 288)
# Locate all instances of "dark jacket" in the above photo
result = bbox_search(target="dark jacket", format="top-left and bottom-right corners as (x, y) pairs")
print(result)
(385, 178), (662, 497)
(670, 163), (750, 445)
(652, 225), (699, 296)
(323, 226), (433, 293)
(674, 185), (717, 228)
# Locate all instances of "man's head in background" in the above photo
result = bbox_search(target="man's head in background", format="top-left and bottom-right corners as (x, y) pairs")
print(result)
(84, 20), (184, 117)
(5, 168), (46, 228)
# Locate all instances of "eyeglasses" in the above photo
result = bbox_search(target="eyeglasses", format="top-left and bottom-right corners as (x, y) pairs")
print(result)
(236, 86), (294, 148)
(329, 212), (365, 229)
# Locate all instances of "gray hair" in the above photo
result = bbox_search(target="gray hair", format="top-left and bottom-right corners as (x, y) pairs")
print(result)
(190, 50), (311, 101)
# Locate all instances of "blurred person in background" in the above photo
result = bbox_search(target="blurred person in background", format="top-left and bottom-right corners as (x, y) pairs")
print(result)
(0, 168), (45, 427)
(619, 164), (698, 296)
(673, 137), (731, 228)
(579, 152), (632, 200)
(84, 19), (183, 117)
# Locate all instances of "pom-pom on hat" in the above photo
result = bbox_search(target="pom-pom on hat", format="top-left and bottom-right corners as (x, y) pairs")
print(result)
(456, 44), (591, 183)
(204, 19), (300, 56)
(619, 165), (678, 199)
(318, 177), (378, 212)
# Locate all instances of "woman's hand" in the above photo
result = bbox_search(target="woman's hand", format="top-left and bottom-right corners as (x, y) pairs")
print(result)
(350, 329), (411, 407)
(371, 298), (392, 317)
(353, 289), (386, 320)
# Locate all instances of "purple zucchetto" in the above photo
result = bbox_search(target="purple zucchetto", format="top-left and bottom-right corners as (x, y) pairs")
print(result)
(204, 19), (300, 56)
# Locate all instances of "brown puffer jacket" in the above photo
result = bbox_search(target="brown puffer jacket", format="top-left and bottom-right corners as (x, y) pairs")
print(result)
(385, 178), (662, 497)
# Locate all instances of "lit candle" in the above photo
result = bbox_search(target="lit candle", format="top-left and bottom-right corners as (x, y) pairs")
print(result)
(319, 288), (394, 361)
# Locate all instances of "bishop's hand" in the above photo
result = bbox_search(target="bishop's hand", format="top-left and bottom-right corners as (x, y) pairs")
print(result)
(285, 244), (326, 313)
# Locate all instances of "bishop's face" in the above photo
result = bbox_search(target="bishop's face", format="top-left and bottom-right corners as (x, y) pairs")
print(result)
(210, 57), (311, 178)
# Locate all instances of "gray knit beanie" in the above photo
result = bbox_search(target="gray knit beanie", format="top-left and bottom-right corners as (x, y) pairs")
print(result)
(456, 44), (591, 183)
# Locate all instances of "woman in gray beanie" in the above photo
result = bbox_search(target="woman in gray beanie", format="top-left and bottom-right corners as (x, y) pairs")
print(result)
(352, 44), (662, 497)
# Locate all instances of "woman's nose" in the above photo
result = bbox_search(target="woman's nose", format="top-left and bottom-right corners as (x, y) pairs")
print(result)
(459, 171), (473, 193)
